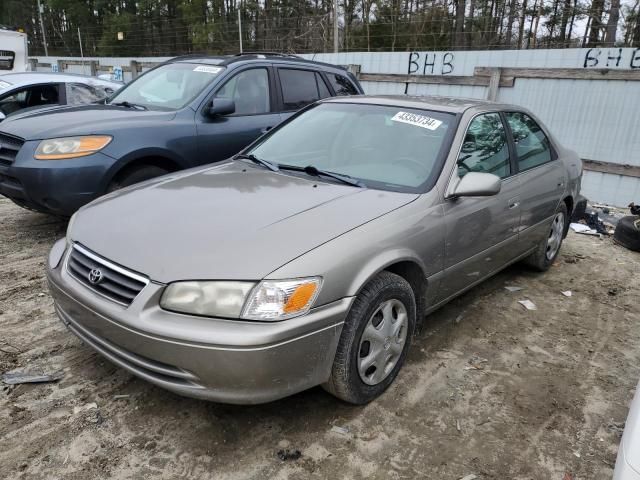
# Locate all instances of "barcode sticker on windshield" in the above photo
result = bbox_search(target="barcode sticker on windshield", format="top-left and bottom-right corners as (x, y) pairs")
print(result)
(391, 111), (442, 130)
(193, 65), (222, 74)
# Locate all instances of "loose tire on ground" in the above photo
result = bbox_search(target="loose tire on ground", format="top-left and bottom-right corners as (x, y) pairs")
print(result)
(323, 271), (416, 404)
(107, 165), (170, 193)
(613, 216), (640, 252)
(523, 202), (569, 272)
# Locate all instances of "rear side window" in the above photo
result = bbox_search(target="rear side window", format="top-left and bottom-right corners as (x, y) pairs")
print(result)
(326, 73), (358, 96)
(279, 69), (323, 110)
(505, 112), (552, 171)
(457, 113), (511, 179)
(316, 73), (331, 99)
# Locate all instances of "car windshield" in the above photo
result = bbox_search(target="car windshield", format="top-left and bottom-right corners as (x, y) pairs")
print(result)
(248, 103), (455, 192)
(108, 62), (224, 110)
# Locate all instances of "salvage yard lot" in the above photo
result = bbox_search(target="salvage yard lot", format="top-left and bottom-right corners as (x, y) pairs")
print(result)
(0, 196), (639, 480)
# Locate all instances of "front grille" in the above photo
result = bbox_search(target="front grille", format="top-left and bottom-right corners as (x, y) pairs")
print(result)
(0, 133), (25, 165)
(67, 244), (148, 306)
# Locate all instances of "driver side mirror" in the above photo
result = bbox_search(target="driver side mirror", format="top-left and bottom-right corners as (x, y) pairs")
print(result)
(208, 99), (235, 117)
(0, 112), (5, 122)
(449, 172), (501, 198)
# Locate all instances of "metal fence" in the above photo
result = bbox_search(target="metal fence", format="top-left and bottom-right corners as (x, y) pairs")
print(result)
(31, 48), (640, 207)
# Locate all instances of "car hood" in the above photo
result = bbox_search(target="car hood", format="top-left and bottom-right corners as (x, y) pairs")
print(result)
(70, 162), (418, 283)
(0, 104), (175, 140)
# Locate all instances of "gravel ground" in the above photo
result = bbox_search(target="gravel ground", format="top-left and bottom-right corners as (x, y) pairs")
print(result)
(1, 196), (639, 480)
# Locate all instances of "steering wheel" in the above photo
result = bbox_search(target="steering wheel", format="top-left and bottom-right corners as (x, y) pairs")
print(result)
(392, 157), (429, 176)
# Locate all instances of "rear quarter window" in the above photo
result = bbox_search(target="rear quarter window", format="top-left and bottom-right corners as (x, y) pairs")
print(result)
(326, 73), (359, 96)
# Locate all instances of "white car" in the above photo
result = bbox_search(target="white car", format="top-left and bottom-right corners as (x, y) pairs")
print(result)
(615, 381), (640, 479)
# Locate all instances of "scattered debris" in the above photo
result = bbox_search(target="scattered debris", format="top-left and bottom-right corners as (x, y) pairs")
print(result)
(607, 420), (625, 436)
(570, 223), (594, 234)
(504, 285), (524, 292)
(563, 473), (574, 480)
(455, 314), (463, 324)
(73, 402), (98, 415)
(608, 288), (619, 296)
(277, 449), (302, 461)
(330, 425), (350, 435)
(113, 394), (130, 399)
(573, 451), (581, 458)
(1, 370), (64, 385)
(456, 419), (462, 432)
(465, 355), (488, 371)
(561, 291), (572, 297)
(518, 299), (537, 311)
(459, 475), (478, 480)
(630, 202), (640, 216)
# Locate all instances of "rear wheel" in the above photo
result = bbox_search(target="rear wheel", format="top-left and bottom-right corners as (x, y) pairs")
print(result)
(107, 165), (170, 193)
(323, 271), (416, 404)
(523, 202), (568, 271)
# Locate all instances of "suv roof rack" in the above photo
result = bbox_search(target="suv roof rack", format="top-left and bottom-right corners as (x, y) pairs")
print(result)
(234, 52), (302, 59)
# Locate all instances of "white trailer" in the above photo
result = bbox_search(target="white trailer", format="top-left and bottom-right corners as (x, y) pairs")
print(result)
(0, 29), (29, 73)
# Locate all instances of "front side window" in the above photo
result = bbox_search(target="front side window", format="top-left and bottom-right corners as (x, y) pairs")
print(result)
(327, 73), (359, 96)
(248, 103), (454, 192)
(279, 69), (322, 110)
(109, 62), (224, 110)
(0, 84), (60, 116)
(506, 112), (552, 171)
(0, 50), (15, 71)
(214, 68), (270, 115)
(457, 113), (510, 179)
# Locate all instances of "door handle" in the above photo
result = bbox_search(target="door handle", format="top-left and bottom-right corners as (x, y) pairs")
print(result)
(261, 126), (273, 134)
(509, 201), (520, 209)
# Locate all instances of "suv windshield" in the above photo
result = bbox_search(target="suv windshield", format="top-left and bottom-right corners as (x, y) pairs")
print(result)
(248, 103), (455, 192)
(109, 62), (224, 110)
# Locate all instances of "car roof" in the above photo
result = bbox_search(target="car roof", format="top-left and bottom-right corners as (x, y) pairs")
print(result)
(322, 95), (504, 114)
(169, 53), (348, 72)
(0, 72), (121, 89)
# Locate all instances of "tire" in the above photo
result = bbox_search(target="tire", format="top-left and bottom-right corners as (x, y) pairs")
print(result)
(107, 165), (170, 193)
(613, 216), (640, 252)
(323, 271), (416, 405)
(523, 202), (568, 272)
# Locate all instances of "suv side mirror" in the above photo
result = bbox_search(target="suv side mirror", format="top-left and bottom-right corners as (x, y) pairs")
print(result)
(208, 99), (235, 117)
(449, 172), (501, 198)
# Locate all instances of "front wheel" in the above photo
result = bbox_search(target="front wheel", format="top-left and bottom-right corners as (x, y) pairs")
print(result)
(523, 202), (568, 271)
(323, 271), (416, 404)
(107, 165), (170, 193)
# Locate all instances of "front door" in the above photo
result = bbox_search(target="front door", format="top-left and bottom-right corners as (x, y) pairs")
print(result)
(438, 112), (522, 302)
(196, 67), (281, 163)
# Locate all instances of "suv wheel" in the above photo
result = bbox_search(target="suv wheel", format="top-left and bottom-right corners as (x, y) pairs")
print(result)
(107, 165), (170, 193)
(323, 271), (416, 404)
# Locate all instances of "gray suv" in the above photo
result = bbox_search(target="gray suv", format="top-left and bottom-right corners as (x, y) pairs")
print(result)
(47, 95), (582, 405)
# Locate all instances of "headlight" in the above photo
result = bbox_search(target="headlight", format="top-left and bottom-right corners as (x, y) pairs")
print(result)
(242, 277), (322, 321)
(35, 135), (112, 160)
(160, 281), (255, 318)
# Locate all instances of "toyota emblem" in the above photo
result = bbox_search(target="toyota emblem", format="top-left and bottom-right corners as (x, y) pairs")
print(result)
(88, 268), (104, 285)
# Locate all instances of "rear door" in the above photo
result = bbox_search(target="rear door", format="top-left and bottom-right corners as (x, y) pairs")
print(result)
(195, 65), (281, 163)
(438, 111), (521, 302)
(504, 111), (565, 252)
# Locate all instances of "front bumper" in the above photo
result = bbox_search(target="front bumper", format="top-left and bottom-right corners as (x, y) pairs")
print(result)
(0, 142), (114, 215)
(47, 244), (350, 404)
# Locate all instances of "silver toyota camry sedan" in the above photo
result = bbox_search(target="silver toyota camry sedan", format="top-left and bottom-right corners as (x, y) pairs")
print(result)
(46, 95), (582, 405)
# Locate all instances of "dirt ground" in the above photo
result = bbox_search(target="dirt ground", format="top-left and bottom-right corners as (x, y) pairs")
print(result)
(1, 196), (639, 480)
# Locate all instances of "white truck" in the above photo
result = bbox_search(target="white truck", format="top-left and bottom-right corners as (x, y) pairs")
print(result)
(0, 28), (29, 73)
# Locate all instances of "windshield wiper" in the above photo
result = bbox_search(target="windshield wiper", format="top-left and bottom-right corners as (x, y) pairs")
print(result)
(234, 153), (280, 172)
(279, 164), (365, 188)
(109, 101), (147, 110)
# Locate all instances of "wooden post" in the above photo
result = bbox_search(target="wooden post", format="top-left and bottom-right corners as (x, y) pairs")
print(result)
(89, 60), (98, 76)
(486, 68), (502, 101)
(28, 58), (37, 71)
(56, 59), (65, 73)
(130, 60), (139, 80)
(347, 64), (361, 79)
